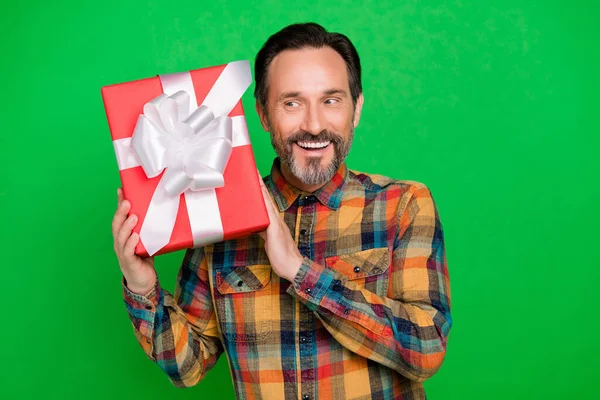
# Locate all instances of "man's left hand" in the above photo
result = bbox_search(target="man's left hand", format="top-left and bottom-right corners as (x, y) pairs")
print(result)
(258, 176), (304, 282)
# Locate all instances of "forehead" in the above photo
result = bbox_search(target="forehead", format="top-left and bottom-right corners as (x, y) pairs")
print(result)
(267, 47), (350, 97)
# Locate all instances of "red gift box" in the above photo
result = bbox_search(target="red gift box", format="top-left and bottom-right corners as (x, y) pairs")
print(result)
(102, 61), (269, 257)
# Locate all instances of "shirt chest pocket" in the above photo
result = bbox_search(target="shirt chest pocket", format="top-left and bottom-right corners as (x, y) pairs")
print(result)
(214, 264), (273, 342)
(325, 247), (391, 296)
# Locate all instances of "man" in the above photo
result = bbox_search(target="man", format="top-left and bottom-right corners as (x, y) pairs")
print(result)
(112, 22), (451, 400)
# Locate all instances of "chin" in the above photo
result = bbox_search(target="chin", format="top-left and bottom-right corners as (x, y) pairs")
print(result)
(295, 149), (334, 166)
(298, 155), (328, 167)
(289, 157), (338, 186)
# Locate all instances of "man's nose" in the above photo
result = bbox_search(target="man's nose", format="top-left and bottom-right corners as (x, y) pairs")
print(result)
(299, 104), (326, 135)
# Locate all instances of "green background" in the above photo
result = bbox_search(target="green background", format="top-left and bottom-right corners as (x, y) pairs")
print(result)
(2, 0), (598, 398)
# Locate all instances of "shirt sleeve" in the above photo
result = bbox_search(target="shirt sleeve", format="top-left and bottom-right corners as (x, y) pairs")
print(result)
(286, 183), (452, 382)
(122, 246), (224, 388)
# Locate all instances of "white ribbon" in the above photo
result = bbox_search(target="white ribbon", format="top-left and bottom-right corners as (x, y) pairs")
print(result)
(115, 61), (252, 256)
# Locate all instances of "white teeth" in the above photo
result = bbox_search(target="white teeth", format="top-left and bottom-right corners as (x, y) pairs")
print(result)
(297, 141), (331, 149)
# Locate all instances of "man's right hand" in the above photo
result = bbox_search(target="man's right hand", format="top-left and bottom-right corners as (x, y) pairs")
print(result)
(112, 188), (157, 295)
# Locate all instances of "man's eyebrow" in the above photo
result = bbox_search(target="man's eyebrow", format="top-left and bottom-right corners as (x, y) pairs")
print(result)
(323, 88), (348, 97)
(278, 88), (349, 101)
(278, 91), (301, 101)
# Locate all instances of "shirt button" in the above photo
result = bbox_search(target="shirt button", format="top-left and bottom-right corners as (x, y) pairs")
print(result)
(237, 281), (244, 287)
(302, 395), (310, 400)
(144, 304), (153, 310)
(305, 287), (312, 294)
(344, 308), (350, 315)
(300, 336), (307, 343)
(353, 266), (361, 273)
(300, 229), (307, 235)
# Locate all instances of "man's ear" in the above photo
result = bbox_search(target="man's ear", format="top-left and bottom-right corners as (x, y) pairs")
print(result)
(352, 93), (364, 128)
(256, 101), (270, 132)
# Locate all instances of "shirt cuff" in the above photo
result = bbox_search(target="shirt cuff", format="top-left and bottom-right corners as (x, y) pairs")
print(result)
(122, 276), (162, 341)
(286, 257), (337, 311)
(122, 276), (160, 309)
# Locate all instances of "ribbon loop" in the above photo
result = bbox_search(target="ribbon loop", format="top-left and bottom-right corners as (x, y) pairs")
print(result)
(184, 105), (215, 134)
(132, 90), (233, 196)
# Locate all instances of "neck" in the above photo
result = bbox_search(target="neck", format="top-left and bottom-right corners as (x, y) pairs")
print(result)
(280, 162), (326, 193)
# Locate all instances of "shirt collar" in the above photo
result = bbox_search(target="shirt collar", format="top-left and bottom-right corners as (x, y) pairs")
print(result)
(265, 158), (348, 212)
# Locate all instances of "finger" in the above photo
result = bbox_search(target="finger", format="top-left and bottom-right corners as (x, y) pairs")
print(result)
(258, 179), (274, 207)
(257, 171), (275, 199)
(112, 200), (131, 238)
(123, 231), (140, 258)
(260, 182), (278, 216)
(116, 214), (138, 251)
(117, 188), (124, 206)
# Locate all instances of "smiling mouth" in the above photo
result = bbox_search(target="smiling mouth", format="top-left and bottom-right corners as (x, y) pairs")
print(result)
(295, 140), (332, 151)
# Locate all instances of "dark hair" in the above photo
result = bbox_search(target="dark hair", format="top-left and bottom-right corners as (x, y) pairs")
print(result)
(254, 22), (362, 109)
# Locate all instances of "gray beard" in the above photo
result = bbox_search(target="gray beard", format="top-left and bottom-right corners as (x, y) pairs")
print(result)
(270, 126), (354, 186)
(287, 153), (340, 186)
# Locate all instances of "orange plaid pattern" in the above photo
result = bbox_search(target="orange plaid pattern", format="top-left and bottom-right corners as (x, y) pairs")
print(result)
(123, 159), (452, 399)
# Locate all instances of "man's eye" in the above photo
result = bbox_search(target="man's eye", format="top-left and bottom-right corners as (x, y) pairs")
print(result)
(324, 98), (338, 104)
(285, 101), (299, 107)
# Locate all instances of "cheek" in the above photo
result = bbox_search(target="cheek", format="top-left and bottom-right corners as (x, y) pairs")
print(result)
(327, 110), (354, 136)
(271, 114), (301, 140)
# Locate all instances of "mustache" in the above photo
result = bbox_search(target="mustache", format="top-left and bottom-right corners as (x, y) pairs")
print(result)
(286, 130), (343, 145)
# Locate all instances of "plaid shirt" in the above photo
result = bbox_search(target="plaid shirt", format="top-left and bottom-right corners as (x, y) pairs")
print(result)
(123, 159), (452, 400)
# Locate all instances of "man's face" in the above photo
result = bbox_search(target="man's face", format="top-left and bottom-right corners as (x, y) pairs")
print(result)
(258, 47), (363, 186)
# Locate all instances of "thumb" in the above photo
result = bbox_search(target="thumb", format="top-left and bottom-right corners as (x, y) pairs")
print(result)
(258, 230), (267, 241)
(259, 179), (278, 216)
